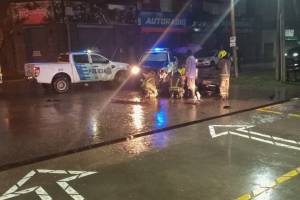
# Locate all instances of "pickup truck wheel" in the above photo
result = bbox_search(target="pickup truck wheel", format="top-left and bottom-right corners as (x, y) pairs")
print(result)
(52, 76), (70, 93)
(114, 71), (127, 85)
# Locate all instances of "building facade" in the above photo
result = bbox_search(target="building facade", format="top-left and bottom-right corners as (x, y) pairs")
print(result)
(0, 0), (190, 77)
(1, 0), (299, 77)
(0, 0), (140, 77)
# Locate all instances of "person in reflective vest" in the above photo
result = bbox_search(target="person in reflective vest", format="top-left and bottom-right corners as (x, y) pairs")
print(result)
(217, 50), (231, 100)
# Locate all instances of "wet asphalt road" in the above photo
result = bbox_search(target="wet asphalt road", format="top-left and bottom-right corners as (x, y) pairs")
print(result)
(0, 100), (300, 199)
(0, 80), (299, 169)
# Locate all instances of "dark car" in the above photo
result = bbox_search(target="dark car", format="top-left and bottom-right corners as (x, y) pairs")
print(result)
(285, 47), (300, 81)
(286, 47), (300, 66)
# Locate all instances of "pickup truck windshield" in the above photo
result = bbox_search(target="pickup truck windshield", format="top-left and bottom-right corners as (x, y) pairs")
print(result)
(141, 52), (169, 68)
(142, 52), (168, 62)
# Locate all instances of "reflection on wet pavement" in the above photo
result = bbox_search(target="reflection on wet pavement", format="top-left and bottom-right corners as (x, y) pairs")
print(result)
(155, 100), (168, 129)
(131, 104), (144, 131)
(1, 102), (300, 199)
(0, 82), (299, 168)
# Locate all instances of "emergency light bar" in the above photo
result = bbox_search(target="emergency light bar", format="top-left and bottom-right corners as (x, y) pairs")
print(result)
(83, 49), (93, 54)
(148, 48), (168, 52)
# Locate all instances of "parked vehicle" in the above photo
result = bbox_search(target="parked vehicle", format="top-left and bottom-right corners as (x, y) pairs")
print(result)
(139, 48), (178, 74)
(129, 48), (177, 96)
(196, 50), (219, 68)
(285, 47), (300, 67)
(24, 50), (132, 93)
(285, 47), (300, 81)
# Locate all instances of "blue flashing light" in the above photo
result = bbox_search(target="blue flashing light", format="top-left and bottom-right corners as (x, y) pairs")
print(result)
(153, 48), (167, 52)
(155, 109), (168, 128)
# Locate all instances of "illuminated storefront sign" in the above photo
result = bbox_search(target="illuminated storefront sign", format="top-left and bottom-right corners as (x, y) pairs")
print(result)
(139, 11), (187, 32)
(10, 1), (53, 25)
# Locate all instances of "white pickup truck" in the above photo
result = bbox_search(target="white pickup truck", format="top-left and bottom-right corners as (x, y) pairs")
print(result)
(25, 51), (131, 93)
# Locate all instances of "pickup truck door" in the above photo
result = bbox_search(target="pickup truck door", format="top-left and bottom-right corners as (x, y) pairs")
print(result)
(73, 54), (95, 81)
(90, 54), (112, 81)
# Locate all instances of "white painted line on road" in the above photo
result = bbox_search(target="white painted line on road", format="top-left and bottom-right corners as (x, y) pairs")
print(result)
(0, 169), (97, 200)
(237, 128), (271, 139)
(209, 125), (300, 152)
(37, 169), (67, 174)
(273, 136), (298, 145)
(35, 187), (51, 200)
(209, 125), (253, 138)
(275, 142), (300, 151)
(250, 136), (274, 145)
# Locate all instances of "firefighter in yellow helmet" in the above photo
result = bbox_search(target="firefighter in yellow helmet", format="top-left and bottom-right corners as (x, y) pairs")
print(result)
(217, 49), (231, 100)
(218, 50), (227, 59)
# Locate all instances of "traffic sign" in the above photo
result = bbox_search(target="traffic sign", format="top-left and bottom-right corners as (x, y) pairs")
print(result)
(230, 36), (236, 43)
(230, 36), (236, 47)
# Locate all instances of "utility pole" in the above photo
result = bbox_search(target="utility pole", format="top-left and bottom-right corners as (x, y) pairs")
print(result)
(62, 0), (72, 52)
(276, 0), (286, 81)
(230, 0), (239, 78)
(275, 0), (281, 80)
(279, 0), (286, 82)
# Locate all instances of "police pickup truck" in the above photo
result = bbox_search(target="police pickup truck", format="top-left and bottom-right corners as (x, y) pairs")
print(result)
(25, 51), (131, 93)
(139, 48), (178, 74)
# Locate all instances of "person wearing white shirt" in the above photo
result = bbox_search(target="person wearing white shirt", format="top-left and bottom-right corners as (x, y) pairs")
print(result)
(185, 50), (201, 101)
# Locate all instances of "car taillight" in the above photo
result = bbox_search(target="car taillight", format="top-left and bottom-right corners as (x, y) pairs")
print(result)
(33, 67), (40, 77)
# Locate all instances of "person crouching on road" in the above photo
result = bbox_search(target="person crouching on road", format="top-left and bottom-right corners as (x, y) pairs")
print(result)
(185, 50), (201, 101)
(169, 67), (185, 99)
(141, 70), (158, 98)
(217, 50), (231, 100)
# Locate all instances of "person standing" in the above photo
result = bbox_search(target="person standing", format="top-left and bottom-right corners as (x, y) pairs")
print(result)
(185, 50), (201, 101)
(217, 50), (231, 100)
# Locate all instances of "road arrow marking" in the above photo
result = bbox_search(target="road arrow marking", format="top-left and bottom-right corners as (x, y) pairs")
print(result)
(208, 125), (254, 138)
(0, 169), (97, 200)
(209, 125), (300, 151)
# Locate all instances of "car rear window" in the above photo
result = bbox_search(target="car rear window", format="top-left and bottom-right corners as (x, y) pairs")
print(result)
(58, 54), (70, 62)
(73, 55), (89, 63)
